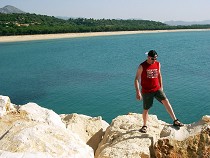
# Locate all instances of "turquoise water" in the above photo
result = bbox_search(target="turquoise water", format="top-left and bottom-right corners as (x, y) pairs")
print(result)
(0, 31), (210, 124)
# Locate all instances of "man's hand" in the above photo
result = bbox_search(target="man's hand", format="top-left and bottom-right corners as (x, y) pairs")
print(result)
(136, 91), (142, 100)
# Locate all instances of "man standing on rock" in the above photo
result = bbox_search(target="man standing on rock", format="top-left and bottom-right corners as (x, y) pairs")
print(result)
(134, 50), (184, 133)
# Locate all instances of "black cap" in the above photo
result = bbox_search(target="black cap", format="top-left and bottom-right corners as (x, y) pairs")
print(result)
(148, 50), (158, 57)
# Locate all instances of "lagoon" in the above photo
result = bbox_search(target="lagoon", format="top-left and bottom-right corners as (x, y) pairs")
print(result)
(0, 30), (210, 123)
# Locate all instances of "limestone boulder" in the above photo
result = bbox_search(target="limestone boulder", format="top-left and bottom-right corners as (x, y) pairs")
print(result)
(95, 113), (166, 158)
(202, 115), (210, 122)
(60, 113), (109, 152)
(1, 95), (209, 158)
(95, 113), (210, 158)
(0, 95), (15, 117)
(0, 96), (94, 158)
(0, 120), (93, 158)
(0, 150), (53, 158)
(19, 102), (65, 128)
(154, 116), (210, 158)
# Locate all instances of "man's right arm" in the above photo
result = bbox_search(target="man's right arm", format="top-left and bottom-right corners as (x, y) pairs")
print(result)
(134, 65), (143, 100)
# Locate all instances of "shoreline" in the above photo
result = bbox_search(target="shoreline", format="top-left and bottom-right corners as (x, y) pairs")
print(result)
(0, 29), (210, 43)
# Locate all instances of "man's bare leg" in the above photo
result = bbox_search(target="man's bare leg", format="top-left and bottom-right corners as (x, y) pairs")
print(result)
(139, 109), (149, 133)
(161, 99), (176, 121)
(143, 109), (149, 126)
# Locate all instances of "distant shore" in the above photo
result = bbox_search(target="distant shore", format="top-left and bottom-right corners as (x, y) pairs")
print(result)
(1, 29), (210, 43)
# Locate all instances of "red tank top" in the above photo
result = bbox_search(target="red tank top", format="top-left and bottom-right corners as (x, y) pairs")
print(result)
(140, 60), (160, 93)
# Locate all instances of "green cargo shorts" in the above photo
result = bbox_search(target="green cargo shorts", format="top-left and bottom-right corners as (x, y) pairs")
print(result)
(142, 89), (167, 110)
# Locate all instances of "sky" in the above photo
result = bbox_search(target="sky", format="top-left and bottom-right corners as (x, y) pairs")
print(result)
(0, 0), (210, 22)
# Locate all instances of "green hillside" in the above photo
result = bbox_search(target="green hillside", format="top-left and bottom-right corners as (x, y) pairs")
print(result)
(0, 13), (210, 36)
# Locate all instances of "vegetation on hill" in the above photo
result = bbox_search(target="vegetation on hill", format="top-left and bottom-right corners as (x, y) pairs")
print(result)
(0, 13), (210, 36)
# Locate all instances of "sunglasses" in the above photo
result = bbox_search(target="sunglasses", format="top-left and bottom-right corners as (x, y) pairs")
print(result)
(150, 57), (157, 60)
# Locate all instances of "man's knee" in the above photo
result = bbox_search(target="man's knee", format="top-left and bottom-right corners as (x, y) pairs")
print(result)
(143, 109), (149, 112)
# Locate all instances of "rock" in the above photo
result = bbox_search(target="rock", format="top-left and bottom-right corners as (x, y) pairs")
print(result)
(60, 113), (109, 153)
(0, 95), (209, 158)
(95, 113), (166, 158)
(154, 126), (210, 158)
(0, 120), (93, 158)
(95, 113), (210, 158)
(0, 96), (94, 158)
(203, 115), (210, 122)
(160, 117), (210, 141)
(0, 150), (53, 158)
(0, 95), (15, 117)
(19, 102), (65, 129)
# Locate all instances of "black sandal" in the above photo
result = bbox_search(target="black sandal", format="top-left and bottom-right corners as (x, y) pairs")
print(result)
(139, 125), (147, 133)
(173, 119), (184, 127)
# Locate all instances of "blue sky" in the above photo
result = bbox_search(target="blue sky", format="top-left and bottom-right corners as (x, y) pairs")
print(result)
(0, 0), (210, 22)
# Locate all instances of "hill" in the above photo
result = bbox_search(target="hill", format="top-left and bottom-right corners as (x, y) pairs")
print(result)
(0, 5), (25, 14)
(165, 20), (210, 26)
(0, 13), (170, 36)
(0, 6), (210, 36)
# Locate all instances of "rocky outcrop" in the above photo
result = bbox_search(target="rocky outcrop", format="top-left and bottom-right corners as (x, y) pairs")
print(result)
(0, 95), (209, 158)
(95, 113), (210, 158)
(154, 127), (210, 158)
(95, 113), (165, 158)
(60, 113), (109, 153)
(0, 95), (99, 158)
(154, 116), (210, 158)
(0, 95), (15, 117)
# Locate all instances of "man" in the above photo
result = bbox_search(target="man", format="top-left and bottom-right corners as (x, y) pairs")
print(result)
(134, 50), (183, 133)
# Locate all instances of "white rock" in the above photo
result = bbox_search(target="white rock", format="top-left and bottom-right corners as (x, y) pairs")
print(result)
(160, 125), (191, 141)
(19, 103), (65, 129)
(202, 115), (210, 122)
(0, 98), (94, 158)
(0, 150), (53, 158)
(0, 95), (14, 117)
(60, 113), (109, 152)
(1, 95), (209, 158)
(95, 113), (166, 158)
(161, 115), (210, 141)
(0, 116), (94, 158)
(95, 113), (209, 158)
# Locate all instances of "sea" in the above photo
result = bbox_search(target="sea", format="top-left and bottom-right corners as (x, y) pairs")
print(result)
(0, 30), (210, 124)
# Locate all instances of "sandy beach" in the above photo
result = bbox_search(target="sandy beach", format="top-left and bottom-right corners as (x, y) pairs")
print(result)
(0, 29), (210, 43)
